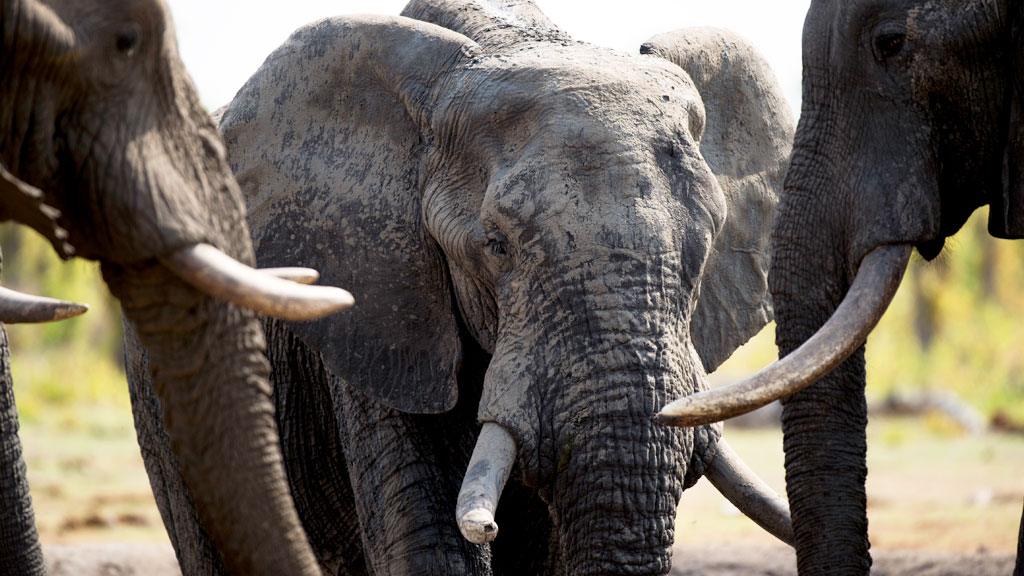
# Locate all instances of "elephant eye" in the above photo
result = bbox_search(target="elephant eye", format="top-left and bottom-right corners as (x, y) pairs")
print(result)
(872, 28), (906, 63)
(485, 234), (510, 258)
(115, 28), (140, 57)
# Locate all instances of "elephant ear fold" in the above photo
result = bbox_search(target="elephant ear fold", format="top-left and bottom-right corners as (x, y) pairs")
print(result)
(642, 28), (795, 373)
(220, 16), (479, 414)
(990, 3), (1024, 239)
(0, 164), (74, 258)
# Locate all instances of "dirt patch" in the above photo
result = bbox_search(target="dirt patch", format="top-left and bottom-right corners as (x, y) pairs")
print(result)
(46, 544), (181, 576)
(44, 544), (1016, 576)
(671, 545), (1016, 576)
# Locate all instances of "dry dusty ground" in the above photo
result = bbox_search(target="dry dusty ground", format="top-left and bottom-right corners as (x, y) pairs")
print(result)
(43, 544), (1017, 576)
(25, 415), (1024, 575)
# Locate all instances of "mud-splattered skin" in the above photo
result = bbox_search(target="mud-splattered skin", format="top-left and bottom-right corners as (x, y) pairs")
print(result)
(769, 1), (1022, 575)
(1, 1), (322, 574)
(130, 1), (793, 574)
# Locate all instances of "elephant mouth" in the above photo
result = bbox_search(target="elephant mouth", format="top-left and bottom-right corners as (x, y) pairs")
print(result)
(657, 244), (912, 426)
(0, 243), (354, 325)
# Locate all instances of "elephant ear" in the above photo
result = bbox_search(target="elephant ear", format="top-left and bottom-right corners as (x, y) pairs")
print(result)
(220, 16), (479, 414)
(990, 1), (1024, 239)
(0, 164), (74, 258)
(642, 28), (795, 373)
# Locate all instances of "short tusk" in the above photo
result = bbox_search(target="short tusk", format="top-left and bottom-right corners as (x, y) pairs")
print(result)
(0, 286), (88, 324)
(705, 439), (793, 546)
(658, 244), (911, 426)
(162, 243), (354, 322)
(260, 268), (319, 285)
(456, 423), (517, 544)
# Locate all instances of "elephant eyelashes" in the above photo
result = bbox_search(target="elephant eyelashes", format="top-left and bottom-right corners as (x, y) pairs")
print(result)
(872, 28), (906, 63)
(116, 29), (140, 57)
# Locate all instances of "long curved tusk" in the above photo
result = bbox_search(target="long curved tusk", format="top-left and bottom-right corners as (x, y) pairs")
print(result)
(162, 243), (354, 322)
(260, 267), (319, 285)
(456, 422), (517, 545)
(705, 439), (793, 546)
(658, 244), (912, 427)
(0, 286), (89, 324)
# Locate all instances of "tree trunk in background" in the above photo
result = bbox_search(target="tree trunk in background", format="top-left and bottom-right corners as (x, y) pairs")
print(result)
(0, 326), (45, 576)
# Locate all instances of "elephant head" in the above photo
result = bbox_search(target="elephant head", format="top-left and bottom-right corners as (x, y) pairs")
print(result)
(658, 0), (1021, 572)
(221, 1), (794, 572)
(0, 0), (355, 573)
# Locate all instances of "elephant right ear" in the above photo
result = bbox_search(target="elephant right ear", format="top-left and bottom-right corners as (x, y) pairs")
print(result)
(990, 2), (1024, 239)
(220, 16), (479, 414)
(642, 28), (796, 373)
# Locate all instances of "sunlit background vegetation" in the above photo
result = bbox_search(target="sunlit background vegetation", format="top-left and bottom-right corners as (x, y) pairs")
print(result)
(2, 207), (1023, 550)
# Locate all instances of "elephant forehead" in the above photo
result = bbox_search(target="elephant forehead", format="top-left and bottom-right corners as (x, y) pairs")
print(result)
(446, 44), (704, 143)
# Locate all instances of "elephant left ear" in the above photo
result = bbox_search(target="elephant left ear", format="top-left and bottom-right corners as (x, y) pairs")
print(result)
(0, 164), (74, 258)
(642, 28), (795, 373)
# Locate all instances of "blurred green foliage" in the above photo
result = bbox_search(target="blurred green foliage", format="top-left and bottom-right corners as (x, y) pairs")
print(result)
(2, 206), (1024, 436)
(717, 207), (1024, 422)
(0, 224), (127, 432)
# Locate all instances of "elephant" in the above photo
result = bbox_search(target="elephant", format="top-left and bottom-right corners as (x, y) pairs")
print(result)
(126, 1), (798, 574)
(0, 0), (355, 573)
(658, 0), (1024, 574)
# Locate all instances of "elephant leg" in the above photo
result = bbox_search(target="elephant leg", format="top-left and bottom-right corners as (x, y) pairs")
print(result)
(124, 321), (225, 575)
(335, 380), (490, 576)
(0, 326), (45, 576)
(265, 320), (367, 575)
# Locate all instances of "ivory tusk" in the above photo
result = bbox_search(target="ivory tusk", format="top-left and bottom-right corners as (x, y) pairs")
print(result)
(705, 439), (793, 546)
(456, 423), (517, 545)
(162, 243), (354, 322)
(658, 244), (912, 427)
(260, 268), (319, 285)
(0, 286), (88, 324)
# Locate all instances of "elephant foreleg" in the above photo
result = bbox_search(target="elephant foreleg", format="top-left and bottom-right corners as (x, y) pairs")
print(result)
(265, 320), (367, 575)
(335, 380), (490, 576)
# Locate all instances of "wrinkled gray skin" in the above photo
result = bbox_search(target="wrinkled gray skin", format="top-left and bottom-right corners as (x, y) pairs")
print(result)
(0, 1), (322, 574)
(771, 1), (1022, 575)
(0, 265), (43, 574)
(127, 1), (793, 575)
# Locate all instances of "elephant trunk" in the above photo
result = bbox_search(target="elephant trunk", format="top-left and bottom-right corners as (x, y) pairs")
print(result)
(0, 327), (45, 576)
(768, 160), (875, 575)
(104, 262), (320, 576)
(552, 373), (688, 576)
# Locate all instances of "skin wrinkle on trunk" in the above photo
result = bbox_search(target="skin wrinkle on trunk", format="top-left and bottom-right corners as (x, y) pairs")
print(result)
(509, 259), (697, 576)
(772, 149), (874, 574)
(0, 326), (45, 576)
(105, 263), (320, 576)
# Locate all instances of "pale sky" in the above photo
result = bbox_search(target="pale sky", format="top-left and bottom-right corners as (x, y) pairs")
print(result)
(166, 1), (810, 114)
